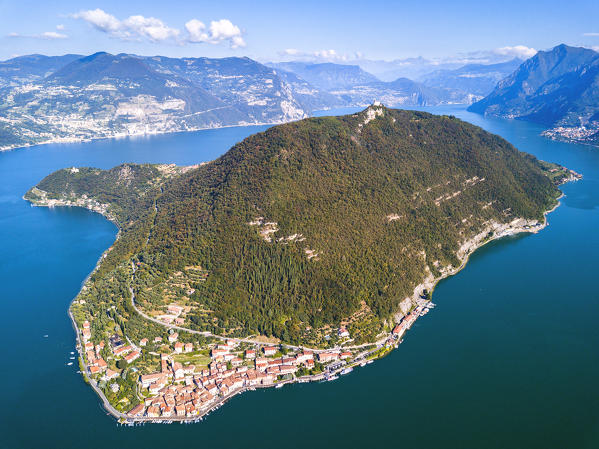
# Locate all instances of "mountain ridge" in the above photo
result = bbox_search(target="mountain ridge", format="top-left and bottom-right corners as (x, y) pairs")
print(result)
(25, 105), (572, 347)
(468, 44), (599, 145)
(0, 52), (313, 151)
(0, 51), (550, 152)
(420, 58), (523, 98)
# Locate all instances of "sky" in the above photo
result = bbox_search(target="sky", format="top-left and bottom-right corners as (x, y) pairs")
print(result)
(1, 0), (598, 64)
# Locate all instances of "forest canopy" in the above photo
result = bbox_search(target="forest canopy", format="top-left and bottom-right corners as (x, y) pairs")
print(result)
(26, 106), (566, 346)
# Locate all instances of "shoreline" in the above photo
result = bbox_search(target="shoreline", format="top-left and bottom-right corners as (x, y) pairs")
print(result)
(411, 197), (562, 304)
(0, 120), (285, 154)
(23, 158), (581, 424)
(1, 104), (476, 154)
(27, 186), (575, 424)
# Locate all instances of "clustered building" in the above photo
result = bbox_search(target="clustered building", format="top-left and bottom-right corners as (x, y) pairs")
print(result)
(128, 340), (317, 418)
(79, 301), (429, 421)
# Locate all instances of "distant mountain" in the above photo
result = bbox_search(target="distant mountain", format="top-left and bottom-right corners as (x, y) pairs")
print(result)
(356, 57), (467, 82)
(268, 62), (380, 91)
(142, 56), (334, 121)
(328, 77), (452, 107)
(270, 62), (500, 107)
(469, 45), (599, 144)
(269, 60), (477, 109)
(273, 68), (346, 111)
(0, 54), (82, 88)
(0, 52), (338, 151)
(420, 59), (523, 98)
(47, 52), (228, 112)
(0, 50), (556, 152)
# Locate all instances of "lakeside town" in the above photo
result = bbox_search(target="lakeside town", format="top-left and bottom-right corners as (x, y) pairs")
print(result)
(65, 172), (581, 424)
(56, 163), (580, 425)
(77, 298), (433, 423)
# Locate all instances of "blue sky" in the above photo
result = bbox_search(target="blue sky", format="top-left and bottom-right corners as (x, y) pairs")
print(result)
(1, 0), (598, 62)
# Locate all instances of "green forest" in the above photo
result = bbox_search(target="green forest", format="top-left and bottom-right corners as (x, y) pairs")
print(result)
(26, 106), (569, 347)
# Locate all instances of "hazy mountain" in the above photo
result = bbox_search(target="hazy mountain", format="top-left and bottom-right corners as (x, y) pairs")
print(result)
(270, 60), (507, 106)
(47, 52), (228, 110)
(273, 68), (347, 111)
(328, 77), (445, 106)
(420, 59), (523, 97)
(0, 52), (336, 151)
(0, 50), (549, 152)
(469, 45), (599, 144)
(356, 57), (466, 82)
(0, 53), (82, 88)
(268, 61), (380, 91)
(142, 55), (323, 121)
(0, 52), (255, 150)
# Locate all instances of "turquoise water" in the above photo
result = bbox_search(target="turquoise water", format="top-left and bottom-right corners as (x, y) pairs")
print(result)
(1, 109), (599, 448)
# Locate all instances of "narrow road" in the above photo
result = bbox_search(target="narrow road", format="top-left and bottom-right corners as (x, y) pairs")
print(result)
(130, 194), (391, 353)
(128, 262), (390, 352)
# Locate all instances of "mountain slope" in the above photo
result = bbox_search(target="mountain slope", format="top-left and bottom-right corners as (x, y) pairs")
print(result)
(0, 53), (82, 88)
(0, 52), (318, 151)
(26, 106), (571, 347)
(0, 53), (536, 151)
(268, 61), (380, 91)
(272, 68), (347, 111)
(142, 56), (312, 122)
(420, 58), (523, 98)
(271, 60), (507, 105)
(47, 52), (229, 111)
(468, 45), (599, 143)
(0, 52), (250, 150)
(329, 76), (475, 106)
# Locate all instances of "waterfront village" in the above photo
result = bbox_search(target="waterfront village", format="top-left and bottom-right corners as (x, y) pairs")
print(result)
(78, 298), (434, 422)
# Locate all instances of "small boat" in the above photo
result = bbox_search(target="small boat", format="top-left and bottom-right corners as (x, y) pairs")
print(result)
(43, 335), (48, 338)
(340, 367), (353, 375)
(327, 375), (339, 381)
(275, 383), (284, 389)
(69, 357), (75, 360)
(360, 362), (366, 367)
(67, 362), (73, 366)
(366, 360), (373, 365)
(70, 351), (75, 355)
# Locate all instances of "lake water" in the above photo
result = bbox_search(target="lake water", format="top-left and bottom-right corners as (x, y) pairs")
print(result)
(1, 108), (599, 448)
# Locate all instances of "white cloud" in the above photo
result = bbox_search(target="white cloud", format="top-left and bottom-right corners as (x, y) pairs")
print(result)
(583, 32), (599, 37)
(56, 24), (65, 31)
(185, 19), (245, 48)
(314, 49), (340, 59)
(72, 9), (121, 34)
(123, 15), (180, 41)
(493, 45), (537, 59)
(71, 9), (244, 47)
(7, 31), (68, 40)
(277, 48), (362, 62)
(41, 31), (68, 39)
(72, 9), (178, 42)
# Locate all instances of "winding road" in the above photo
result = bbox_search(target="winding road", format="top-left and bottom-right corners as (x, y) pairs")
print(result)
(128, 262), (389, 353)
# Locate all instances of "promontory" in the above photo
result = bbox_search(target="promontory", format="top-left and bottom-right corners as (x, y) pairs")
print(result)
(25, 105), (578, 422)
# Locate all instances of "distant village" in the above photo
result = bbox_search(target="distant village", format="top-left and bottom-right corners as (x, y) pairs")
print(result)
(79, 299), (433, 422)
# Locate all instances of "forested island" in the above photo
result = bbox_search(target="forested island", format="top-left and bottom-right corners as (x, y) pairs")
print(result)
(25, 105), (579, 422)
